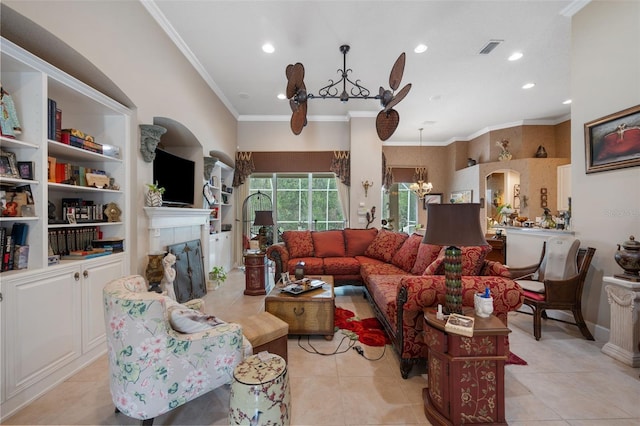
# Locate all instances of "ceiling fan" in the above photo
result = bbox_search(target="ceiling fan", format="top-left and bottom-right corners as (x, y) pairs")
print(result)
(285, 45), (411, 141)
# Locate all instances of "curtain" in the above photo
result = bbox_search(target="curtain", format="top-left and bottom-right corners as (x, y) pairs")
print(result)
(382, 152), (394, 191)
(232, 151), (255, 187)
(235, 180), (251, 266)
(336, 180), (350, 228)
(330, 151), (350, 186)
(330, 151), (350, 228)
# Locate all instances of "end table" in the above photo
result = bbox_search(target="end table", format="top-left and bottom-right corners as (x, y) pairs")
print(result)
(243, 252), (268, 296)
(422, 309), (510, 426)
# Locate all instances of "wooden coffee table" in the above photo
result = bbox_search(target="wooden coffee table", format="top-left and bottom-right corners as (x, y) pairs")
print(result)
(265, 275), (335, 339)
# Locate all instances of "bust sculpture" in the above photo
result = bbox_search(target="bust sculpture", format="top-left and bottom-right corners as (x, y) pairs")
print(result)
(139, 124), (167, 163)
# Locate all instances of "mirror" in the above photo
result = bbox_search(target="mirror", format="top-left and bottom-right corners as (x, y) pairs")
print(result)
(486, 170), (520, 226)
(382, 183), (420, 233)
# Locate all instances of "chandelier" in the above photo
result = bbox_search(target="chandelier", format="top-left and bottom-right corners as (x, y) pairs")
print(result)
(285, 45), (411, 141)
(409, 128), (433, 200)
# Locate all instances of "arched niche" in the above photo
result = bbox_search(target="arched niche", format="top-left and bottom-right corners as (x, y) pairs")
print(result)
(152, 117), (204, 207)
(485, 169), (520, 224)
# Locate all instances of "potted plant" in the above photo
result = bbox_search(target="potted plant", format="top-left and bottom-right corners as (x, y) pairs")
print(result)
(209, 266), (227, 290)
(145, 181), (165, 207)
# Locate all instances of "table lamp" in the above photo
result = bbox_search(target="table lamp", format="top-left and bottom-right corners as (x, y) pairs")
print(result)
(423, 203), (486, 314)
(253, 210), (274, 251)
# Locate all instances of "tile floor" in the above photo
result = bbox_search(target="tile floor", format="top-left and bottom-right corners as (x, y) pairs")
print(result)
(3, 269), (639, 425)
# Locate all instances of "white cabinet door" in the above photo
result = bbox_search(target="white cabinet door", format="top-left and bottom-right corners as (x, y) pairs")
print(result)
(4, 266), (82, 398)
(82, 255), (125, 353)
(220, 232), (233, 272)
(557, 164), (572, 211)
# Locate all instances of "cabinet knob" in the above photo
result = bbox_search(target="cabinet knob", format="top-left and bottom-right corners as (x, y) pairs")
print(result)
(83, 270), (89, 278)
(74, 272), (80, 281)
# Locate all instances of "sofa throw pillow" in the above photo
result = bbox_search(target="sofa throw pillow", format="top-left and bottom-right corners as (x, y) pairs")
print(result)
(364, 229), (409, 262)
(282, 230), (314, 258)
(167, 305), (226, 334)
(423, 249), (445, 275)
(391, 233), (423, 272)
(311, 230), (346, 257)
(423, 245), (492, 276)
(410, 243), (442, 275)
(461, 245), (492, 276)
(344, 228), (378, 256)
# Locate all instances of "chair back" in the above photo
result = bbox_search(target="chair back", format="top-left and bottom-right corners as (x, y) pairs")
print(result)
(538, 236), (580, 281)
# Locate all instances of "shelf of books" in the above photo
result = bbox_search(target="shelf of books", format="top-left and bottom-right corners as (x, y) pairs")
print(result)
(0, 37), (131, 274)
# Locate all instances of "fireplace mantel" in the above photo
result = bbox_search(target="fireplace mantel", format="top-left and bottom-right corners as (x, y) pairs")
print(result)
(144, 207), (211, 228)
(144, 207), (212, 255)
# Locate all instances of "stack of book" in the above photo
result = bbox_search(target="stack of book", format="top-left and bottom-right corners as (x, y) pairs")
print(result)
(60, 129), (103, 154)
(47, 98), (62, 142)
(1, 223), (29, 272)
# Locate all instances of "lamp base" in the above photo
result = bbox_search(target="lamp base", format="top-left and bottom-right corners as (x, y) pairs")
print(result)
(444, 245), (463, 315)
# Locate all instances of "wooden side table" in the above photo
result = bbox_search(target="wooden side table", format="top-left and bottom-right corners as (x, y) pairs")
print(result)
(422, 309), (510, 426)
(243, 252), (267, 295)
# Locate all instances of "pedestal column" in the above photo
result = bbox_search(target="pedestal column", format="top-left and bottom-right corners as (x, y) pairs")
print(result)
(602, 276), (640, 367)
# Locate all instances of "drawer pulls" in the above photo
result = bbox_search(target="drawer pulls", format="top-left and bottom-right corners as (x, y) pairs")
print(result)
(293, 307), (305, 316)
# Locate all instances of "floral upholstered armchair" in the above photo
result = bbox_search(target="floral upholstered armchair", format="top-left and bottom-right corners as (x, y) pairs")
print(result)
(103, 275), (244, 425)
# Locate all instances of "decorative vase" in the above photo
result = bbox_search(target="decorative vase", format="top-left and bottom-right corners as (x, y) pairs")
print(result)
(614, 235), (640, 281)
(146, 190), (163, 207)
(498, 150), (512, 161)
(535, 145), (548, 158)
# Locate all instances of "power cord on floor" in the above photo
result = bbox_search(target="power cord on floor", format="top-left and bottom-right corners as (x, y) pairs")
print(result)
(352, 344), (386, 361)
(297, 335), (356, 356)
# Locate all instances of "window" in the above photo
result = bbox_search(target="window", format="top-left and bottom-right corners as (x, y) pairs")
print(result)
(382, 182), (418, 233)
(249, 173), (346, 238)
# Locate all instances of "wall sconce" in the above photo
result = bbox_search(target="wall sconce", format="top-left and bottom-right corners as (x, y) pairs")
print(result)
(139, 124), (167, 163)
(362, 180), (373, 197)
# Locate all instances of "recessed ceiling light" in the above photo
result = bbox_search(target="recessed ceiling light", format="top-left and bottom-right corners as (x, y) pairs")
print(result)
(522, 83), (535, 89)
(414, 44), (428, 53)
(262, 43), (275, 54)
(508, 52), (523, 61)
(238, 92), (250, 99)
(428, 95), (441, 101)
(277, 93), (286, 100)
(563, 99), (572, 105)
(422, 120), (437, 125)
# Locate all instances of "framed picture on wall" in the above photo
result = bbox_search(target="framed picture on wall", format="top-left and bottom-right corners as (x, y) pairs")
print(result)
(423, 193), (442, 210)
(450, 190), (472, 204)
(584, 104), (640, 173)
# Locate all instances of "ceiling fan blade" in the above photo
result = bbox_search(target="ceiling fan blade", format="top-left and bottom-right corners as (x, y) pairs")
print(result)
(286, 62), (305, 99)
(291, 101), (307, 135)
(389, 52), (406, 91)
(384, 83), (412, 111)
(376, 109), (400, 141)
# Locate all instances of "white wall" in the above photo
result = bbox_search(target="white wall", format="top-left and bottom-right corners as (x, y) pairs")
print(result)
(571, 1), (640, 336)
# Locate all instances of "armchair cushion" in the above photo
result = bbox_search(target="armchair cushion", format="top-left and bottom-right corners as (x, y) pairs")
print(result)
(365, 229), (408, 262)
(282, 230), (314, 258)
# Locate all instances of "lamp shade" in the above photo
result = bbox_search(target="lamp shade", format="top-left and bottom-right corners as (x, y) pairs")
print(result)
(253, 210), (274, 226)
(423, 203), (486, 247)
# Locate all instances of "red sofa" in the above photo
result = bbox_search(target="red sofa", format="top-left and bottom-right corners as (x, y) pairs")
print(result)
(266, 228), (524, 378)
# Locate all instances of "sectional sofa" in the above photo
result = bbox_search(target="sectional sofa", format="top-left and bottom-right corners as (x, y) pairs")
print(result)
(266, 228), (524, 378)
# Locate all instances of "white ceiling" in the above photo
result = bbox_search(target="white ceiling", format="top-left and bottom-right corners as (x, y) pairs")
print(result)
(144, 0), (584, 145)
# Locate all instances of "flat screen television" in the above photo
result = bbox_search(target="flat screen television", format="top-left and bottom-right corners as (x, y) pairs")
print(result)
(152, 148), (195, 207)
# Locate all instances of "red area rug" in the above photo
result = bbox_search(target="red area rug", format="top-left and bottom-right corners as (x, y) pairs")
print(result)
(335, 307), (389, 347)
(507, 352), (528, 365)
(335, 307), (527, 364)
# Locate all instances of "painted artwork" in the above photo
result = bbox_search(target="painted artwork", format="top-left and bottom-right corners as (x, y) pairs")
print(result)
(450, 190), (472, 204)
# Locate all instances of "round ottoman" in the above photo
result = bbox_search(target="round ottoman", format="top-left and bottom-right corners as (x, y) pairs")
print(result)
(228, 353), (291, 425)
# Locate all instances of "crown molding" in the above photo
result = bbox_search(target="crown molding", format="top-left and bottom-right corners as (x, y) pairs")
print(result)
(560, 0), (591, 17)
(140, 0), (239, 119)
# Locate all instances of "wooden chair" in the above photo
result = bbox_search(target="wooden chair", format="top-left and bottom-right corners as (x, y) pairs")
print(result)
(509, 236), (596, 341)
